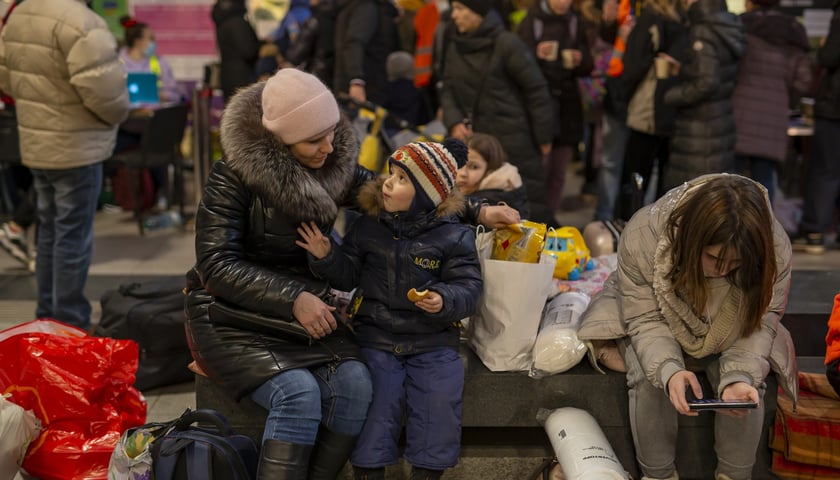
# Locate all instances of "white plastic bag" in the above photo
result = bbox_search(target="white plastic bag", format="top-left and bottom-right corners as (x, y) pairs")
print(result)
(0, 394), (40, 480)
(530, 291), (591, 377)
(468, 252), (556, 372)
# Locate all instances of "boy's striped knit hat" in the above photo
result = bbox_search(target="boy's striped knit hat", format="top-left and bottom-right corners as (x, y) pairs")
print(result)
(389, 138), (468, 210)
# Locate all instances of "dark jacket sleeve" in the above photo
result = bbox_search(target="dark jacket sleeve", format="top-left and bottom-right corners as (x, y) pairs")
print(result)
(499, 33), (554, 146)
(308, 224), (365, 291)
(663, 26), (720, 107)
(424, 226), (483, 327)
(194, 164), (306, 320)
(336, 0), (379, 82)
(819, 8), (840, 71)
(621, 12), (656, 96)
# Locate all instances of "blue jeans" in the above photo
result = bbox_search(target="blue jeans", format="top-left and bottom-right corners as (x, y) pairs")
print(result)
(734, 155), (776, 204)
(32, 163), (102, 328)
(250, 360), (372, 445)
(594, 113), (629, 221)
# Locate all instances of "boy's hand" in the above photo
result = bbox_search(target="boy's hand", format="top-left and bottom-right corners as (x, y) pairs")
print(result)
(296, 221), (332, 259)
(414, 290), (443, 314)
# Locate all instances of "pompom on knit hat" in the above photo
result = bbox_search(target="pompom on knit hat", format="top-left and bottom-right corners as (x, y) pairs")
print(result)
(261, 68), (340, 145)
(389, 138), (468, 211)
(452, 0), (492, 16)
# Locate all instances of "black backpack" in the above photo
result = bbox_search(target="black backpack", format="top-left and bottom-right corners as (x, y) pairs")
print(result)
(95, 277), (192, 390)
(151, 409), (259, 480)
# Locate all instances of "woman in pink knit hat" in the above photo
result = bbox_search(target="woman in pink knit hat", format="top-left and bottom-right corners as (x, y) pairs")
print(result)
(184, 68), (518, 479)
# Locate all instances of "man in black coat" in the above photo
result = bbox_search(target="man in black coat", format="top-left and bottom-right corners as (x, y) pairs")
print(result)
(212, 0), (260, 100)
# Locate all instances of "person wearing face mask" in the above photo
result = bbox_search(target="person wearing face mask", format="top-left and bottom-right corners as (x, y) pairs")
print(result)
(577, 174), (796, 480)
(119, 16), (183, 103)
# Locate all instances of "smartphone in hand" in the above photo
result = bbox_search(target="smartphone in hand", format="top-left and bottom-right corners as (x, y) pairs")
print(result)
(687, 399), (758, 411)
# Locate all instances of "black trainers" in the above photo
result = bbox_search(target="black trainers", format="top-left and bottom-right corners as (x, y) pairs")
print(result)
(791, 230), (825, 254)
(0, 222), (31, 266)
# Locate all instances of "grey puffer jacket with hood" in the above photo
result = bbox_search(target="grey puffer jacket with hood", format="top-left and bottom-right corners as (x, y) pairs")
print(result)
(578, 174), (797, 403)
(662, 0), (745, 190)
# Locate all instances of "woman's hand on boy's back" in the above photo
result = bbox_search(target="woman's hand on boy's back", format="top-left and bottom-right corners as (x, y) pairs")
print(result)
(296, 221), (332, 260)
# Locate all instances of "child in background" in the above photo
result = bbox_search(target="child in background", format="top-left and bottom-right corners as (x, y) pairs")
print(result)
(297, 139), (482, 480)
(827, 294), (840, 396)
(456, 133), (530, 218)
(384, 51), (429, 134)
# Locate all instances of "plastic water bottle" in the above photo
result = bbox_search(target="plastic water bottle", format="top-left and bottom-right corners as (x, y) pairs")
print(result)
(143, 211), (182, 231)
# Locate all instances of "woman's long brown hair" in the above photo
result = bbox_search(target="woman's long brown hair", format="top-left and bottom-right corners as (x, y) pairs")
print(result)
(665, 176), (777, 336)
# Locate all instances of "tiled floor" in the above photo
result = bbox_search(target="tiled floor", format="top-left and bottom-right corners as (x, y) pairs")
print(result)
(1, 169), (838, 427)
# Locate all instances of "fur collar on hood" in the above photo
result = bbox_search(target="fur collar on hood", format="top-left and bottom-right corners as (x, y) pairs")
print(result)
(219, 81), (359, 225)
(357, 176), (466, 219)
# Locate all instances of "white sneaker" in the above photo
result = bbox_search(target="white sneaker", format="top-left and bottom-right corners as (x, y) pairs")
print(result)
(0, 222), (31, 267)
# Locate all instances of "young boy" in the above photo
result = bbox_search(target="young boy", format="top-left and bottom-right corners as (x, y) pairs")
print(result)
(296, 139), (482, 480)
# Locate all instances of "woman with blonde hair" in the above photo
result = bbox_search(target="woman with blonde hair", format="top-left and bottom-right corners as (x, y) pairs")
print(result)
(579, 174), (797, 480)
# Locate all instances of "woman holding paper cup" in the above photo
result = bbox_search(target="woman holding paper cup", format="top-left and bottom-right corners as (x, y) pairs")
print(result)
(616, 0), (686, 219)
(518, 0), (594, 218)
(578, 174), (797, 480)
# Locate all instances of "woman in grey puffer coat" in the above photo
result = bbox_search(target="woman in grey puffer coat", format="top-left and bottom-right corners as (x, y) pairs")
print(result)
(578, 174), (796, 480)
(661, 0), (744, 191)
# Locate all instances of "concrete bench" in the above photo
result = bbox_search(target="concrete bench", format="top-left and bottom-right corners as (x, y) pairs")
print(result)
(195, 270), (835, 480)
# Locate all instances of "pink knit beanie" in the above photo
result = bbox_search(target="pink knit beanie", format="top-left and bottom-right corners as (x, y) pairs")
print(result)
(261, 68), (340, 145)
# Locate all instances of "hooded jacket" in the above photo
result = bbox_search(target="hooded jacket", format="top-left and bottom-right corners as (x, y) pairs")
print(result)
(439, 11), (554, 224)
(662, 0), (745, 190)
(211, 0), (260, 100)
(0, 0), (129, 169)
(468, 162), (530, 217)
(578, 174), (797, 403)
(309, 178), (482, 354)
(185, 81), (372, 400)
(733, 9), (811, 163)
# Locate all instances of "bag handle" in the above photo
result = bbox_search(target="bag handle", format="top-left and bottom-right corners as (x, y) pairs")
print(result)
(173, 408), (236, 436)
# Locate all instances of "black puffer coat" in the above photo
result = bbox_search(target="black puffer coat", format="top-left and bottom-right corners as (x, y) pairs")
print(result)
(815, 0), (840, 120)
(662, 0), (744, 190)
(211, 0), (260, 100)
(439, 12), (554, 224)
(518, 1), (594, 146)
(309, 178), (482, 355)
(185, 82), (372, 400)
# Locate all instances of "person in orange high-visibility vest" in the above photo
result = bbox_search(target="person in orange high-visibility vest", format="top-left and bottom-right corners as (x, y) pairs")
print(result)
(827, 293), (840, 396)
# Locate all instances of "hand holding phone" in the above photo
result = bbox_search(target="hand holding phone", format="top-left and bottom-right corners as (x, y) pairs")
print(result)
(687, 399), (758, 411)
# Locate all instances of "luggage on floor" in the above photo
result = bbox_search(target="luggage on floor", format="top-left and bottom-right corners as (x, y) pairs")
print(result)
(151, 409), (258, 480)
(95, 277), (192, 390)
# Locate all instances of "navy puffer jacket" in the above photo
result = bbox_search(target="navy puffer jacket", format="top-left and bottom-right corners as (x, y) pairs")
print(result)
(309, 178), (483, 355)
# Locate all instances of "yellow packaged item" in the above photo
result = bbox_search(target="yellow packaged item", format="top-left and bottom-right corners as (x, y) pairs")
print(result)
(491, 221), (547, 263)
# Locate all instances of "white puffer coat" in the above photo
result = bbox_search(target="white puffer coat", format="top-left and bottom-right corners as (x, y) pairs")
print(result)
(0, 0), (129, 169)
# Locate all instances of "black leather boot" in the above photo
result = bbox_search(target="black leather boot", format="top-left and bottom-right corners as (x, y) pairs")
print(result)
(257, 439), (312, 480)
(410, 467), (444, 480)
(308, 427), (358, 479)
(353, 466), (386, 479)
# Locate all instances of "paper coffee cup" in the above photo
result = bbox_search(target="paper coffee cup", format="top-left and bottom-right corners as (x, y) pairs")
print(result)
(561, 49), (575, 69)
(545, 41), (559, 62)
(655, 57), (670, 79)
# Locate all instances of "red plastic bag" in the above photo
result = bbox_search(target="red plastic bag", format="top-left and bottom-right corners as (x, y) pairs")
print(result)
(0, 319), (146, 480)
